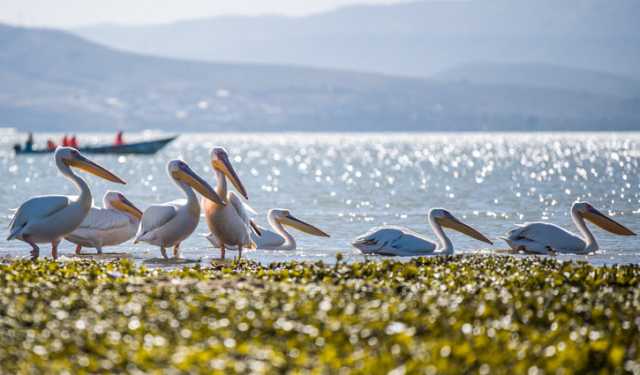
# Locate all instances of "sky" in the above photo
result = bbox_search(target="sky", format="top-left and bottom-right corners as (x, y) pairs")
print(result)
(0, 0), (407, 28)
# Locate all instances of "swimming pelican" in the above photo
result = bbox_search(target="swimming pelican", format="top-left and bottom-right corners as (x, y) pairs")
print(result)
(7, 147), (126, 259)
(206, 209), (330, 250)
(352, 208), (493, 256)
(134, 160), (223, 259)
(203, 147), (258, 260)
(502, 202), (635, 254)
(65, 191), (142, 254)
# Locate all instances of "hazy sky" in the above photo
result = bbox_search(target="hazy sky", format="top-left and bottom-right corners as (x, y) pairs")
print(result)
(0, 0), (407, 28)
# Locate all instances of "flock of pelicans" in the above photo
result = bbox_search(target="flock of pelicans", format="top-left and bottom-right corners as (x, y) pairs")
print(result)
(6, 147), (636, 260)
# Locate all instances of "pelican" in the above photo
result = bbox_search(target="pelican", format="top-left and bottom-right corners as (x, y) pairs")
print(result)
(203, 147), (258, 260)
(502, 202), (635, 254)
(65, 191), (142, 254)
(206, 209), (330, 250)
(134, 160), (223, 259)
(352, 208), (493, 256)
(7, 147), (126, 259)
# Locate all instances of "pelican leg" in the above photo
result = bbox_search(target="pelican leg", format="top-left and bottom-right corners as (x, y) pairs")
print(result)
(238, 245), (243, 260)
(51, 238), (61, 260)
(220, 244), (226, 260)
(75, 244), (82, 255)
(173, 243), (181, 259)
(23, 236), (40, 260)
(96, 245), (103, 255)
(160, 247), (168, 259)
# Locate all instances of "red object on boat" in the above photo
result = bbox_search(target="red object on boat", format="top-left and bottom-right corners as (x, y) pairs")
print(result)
(115, 131), (124, 146)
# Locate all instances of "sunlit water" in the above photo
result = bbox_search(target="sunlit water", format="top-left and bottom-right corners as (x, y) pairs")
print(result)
(1, 132), (639, 266)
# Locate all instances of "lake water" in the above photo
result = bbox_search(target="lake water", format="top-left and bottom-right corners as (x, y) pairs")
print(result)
(1, 131), (639, 265)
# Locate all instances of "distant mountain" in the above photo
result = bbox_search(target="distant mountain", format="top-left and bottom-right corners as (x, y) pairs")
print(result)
(435, 62), (640, 98)
(74, 0), (640, 79)
(1, 23), (639, 132)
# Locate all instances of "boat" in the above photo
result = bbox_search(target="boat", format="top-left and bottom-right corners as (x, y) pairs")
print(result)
(13, 136), (178, 155)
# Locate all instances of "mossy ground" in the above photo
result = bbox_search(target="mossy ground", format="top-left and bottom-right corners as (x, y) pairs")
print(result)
(0, 255), (639, 374)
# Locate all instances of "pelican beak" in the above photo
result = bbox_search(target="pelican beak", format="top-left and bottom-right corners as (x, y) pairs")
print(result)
(212, 154), (248, 199)
(177, 166), (225, 205)
(112, 196), (143, 220)
(583, 207), (635, 236)
(67, 154), (126, 184)
(250, 219), (262, 236)
(441, 216), (493, 245)
(281, 214), (330, 237)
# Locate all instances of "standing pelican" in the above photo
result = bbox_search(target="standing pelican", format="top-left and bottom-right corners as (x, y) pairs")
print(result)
(134, 160), (223, 259)
(206, 209), (330, 250)
(502, 202), (635, 254)
(65, 191), (142, 255)
(203, 147), (257, 260)
(7, 147), (126, 259)
(352, 208), (493, 256)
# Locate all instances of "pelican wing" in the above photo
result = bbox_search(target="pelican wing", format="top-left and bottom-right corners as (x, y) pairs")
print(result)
(8, 195), (71, 239)
(228, 191), (252, 225)
(504, 222), (585, 253)
(352, 226), (436, 256)
(77, 208), (131, 231)
(136, 204), (178, 240)
(252, 226), (285, 249)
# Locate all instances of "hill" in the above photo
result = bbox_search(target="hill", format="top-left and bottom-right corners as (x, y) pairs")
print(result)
(1, 23), (639, 132)
(74, 0), (640, 79)
(434, 62), (640, 98)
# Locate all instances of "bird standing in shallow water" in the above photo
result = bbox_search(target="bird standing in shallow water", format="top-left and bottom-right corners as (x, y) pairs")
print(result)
(7, 147), (126, 259)
(65, 191), (142, 255)
(134, 160), (223, 259)
(203, 147), (259, 260)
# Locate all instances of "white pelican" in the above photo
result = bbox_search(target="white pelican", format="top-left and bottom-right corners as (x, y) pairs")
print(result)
(502, 201), (635, 254)
(203, 147), (258, 260)
(352, 208), (493, 256)
(7, 147), (126, 259)
(65, 191), (142, 254)
(206, 209), (330, 250)
(134, 160), (223, 259)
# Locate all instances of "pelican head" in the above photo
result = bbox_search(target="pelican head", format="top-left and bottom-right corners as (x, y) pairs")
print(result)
(168, 160), (224, 205)
(270, 209), (330, 237)
(210, 147), (248, 199)
(56, 147), (126, 184)
(573, 202), (635, 236)
(103, 191), (143, 220)
(430, 208), (493, 244)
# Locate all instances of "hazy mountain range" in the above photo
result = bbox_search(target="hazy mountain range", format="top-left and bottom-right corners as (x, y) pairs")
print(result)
(75, 0), (640, 79)
(1, 12), (639, 132)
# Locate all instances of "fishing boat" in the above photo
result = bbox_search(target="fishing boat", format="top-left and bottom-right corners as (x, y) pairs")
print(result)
(14, 136), (177, 155)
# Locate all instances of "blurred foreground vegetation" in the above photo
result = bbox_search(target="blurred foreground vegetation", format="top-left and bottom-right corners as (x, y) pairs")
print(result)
(0, 256), (638, 374)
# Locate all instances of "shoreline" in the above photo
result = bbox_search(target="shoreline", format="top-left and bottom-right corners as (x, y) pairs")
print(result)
(0, 255), (638, 372)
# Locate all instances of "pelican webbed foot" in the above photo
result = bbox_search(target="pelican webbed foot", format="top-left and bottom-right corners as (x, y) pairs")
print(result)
(25, 236), (40, 260)
(160, 247), (168, 259)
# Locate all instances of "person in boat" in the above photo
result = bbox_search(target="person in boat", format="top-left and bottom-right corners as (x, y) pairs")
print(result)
(115, 131), (124, 146)
(47, 139), (57, 151)
(70, 135), (78, 149)
(62, 135), (69, 147)
(24, 132), (34, 152)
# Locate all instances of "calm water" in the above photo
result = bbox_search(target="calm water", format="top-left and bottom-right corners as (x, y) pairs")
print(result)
(1, 131), (639, 265)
